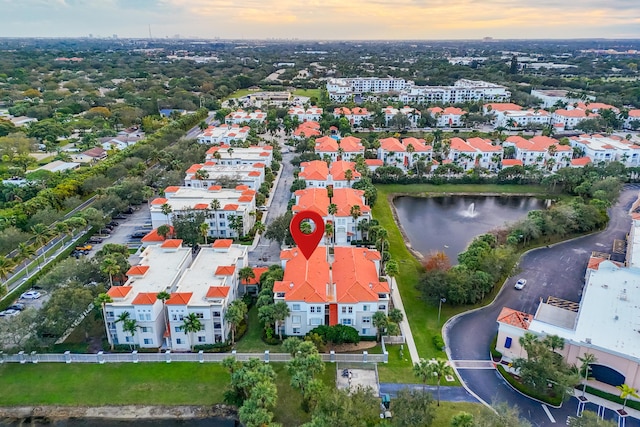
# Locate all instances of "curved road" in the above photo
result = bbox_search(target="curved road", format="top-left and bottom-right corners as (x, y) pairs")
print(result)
(445, 186), (640, 426)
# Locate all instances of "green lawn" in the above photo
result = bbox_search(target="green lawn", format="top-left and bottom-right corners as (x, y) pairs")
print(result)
(373, 183), (548, 362)
(432, 401), (491, 427)
(292, 88), (321, 99)
(0, 363), (229, 406)
(234, 305), (284, 353)
(377, 344), (417, 383)
(225, 89), (254, 100)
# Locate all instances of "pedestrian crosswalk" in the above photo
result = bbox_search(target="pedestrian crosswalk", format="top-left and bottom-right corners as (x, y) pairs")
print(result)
(450, 360), (496, 369)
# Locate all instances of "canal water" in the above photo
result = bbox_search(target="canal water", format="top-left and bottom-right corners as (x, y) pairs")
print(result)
(393, 195), (546, 262)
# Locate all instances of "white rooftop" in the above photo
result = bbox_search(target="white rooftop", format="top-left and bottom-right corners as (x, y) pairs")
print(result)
(153, 187), (253, 212)
(571, 135), (640, 152)
(174, 245), (247, 306)
(114, 244), (192, 305)
(529, 261), (640, 360)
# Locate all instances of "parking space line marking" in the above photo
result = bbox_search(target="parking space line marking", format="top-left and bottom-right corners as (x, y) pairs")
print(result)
(542, 404), (556, 423)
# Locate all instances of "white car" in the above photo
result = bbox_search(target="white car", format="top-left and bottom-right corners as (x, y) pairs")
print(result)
(0, 309), (20, 317)
(20, 290), (41, 299)
(514, 279), (527, 290)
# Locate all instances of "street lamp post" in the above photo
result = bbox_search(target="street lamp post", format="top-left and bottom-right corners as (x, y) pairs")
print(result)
(437, 297), (447, 325)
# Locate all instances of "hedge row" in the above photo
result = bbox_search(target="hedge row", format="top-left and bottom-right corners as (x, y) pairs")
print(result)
(496, 364), (563, 407)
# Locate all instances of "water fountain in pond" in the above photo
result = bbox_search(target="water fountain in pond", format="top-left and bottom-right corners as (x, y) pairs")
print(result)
(460, 202), (478, 218)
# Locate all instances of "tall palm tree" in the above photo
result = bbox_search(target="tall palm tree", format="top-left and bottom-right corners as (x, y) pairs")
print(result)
(272, 301), (290, 341)
(372, 311), (388, 342)
(429, 359), (454, 406)
(182, 313), (203, 351)
(17, 243), (35, 277)
(413, 358), (432, 392)
(350, 205), (361, 242)
(161, 203), (172, 225)
(156, 290), (171, 344)
(94, 293), (114, 349)
(101, 255), (121, 288)
(617, 383), (639, 412)
(328, 203), (338, 247)
(578, 352), (597, 397)
(31, 223), (53, 265)
(385, 259), (399, 292)
(344, 169), (353, 187)
(122, 318), (139, 351)
(253, 221), (266, 235)
(376, 227), (389, 275)
(199, 222), (209, 245)
(0, 256), (16, 282)
(210, 199), (221, 238)
(225, 300), (247, 345)
(239, 266), (256, 288)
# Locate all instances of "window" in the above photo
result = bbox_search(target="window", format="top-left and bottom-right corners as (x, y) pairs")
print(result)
(175, 326), (182, 333)
(292, 304), (300, 311)
(363, 305), (368, 312)
(213, 311), (221, 317)
(176, 338), (183, 344)
(198, 336), (206, 343)
(292, 316), (301, 324)
(195, 313), (204, 319)
(172, 314), (178, 321)
(362, 317), (371, 324)
(219, 213), (225, 218)
(145, 313), (151, 321)
(310, 318), (321, 326)
(144, 338), (152, 345)
(311, 306), (322, 313)
(341, 319), (352, 326)
(293, 327), (301, 334)
(348, 306), (353, 314)
(141, 327), (152, 333)
(220, 222), (226, 227)
(106, 311), (114, 318)
(378, 305), (386, 311)
(214, 322), (221, 329)
(362, 329), (368, 336)
(125, 336), (132, 342)
(138, 314), (145, 321)
(341, 306), (346, 314)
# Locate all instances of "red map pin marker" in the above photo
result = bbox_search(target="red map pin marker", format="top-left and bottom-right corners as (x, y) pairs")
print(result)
(290, 210), (325, 260)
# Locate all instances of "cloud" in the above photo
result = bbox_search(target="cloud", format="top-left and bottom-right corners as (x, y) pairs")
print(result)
(0, 0), (638, 38)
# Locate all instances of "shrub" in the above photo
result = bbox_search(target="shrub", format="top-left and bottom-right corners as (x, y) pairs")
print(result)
(496, 364), (563, 406)
(490, 334), (502, 359)
(194, 342), (232, 353)
(310, 324), (360, 345)
(432, 334), (445, 350)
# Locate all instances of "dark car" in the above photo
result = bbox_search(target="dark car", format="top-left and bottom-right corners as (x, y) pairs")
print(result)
(113, 214), (126, 220)
(107, 221), (119, 227)
(99, 229), (112, 235)
(130, 231), (147, 239)
(9, 303), (25, 311)
(124, 207), (135, 214)
(88, 237), (104, 244)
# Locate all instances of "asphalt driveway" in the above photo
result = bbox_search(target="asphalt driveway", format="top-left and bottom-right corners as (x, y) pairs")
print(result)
(444, 186), (640, 426)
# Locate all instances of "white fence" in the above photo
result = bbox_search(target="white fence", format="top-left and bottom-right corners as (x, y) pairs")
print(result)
(1, 349), (388, 364)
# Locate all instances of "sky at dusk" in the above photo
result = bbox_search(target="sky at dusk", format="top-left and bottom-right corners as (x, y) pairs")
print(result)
(1, 0), (639, 40)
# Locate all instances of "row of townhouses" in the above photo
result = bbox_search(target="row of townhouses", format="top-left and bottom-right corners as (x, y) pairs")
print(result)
(196, 124), (250, 145)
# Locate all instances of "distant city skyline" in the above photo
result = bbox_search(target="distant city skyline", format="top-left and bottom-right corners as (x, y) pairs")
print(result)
(1, 0), (639, 40)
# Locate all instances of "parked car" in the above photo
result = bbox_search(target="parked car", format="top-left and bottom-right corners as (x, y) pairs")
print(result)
(99, 229), (112, 235)
(130, 231), (147, 239)
(0, 309), (20, 318)
(20, 291), (41, 299)
(75, 245), (92, 251)
(113, 214), (126, 220)
(88, 237), (104, 244)
(514, 279), (527, 290)
(108, 221), (119, 227)
(124, 207), (135, 214)
(8, 303), (25, 311)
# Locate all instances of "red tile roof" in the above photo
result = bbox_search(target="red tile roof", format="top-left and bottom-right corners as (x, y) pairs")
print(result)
(223, 203), (239, 211)
(161, 239), (183, 248)
(213, 239), (233, 248)
(497, 307), (531, 330)
(164, 186), (180, 193)
(126, 265), (150, 276)
(571, 157), (592, 166)
(141, 226), (175, 242)
(165, 293), (193, 305)
(206, 286), (230, 298)
(107, 286), (132, 298)
(132, 292), (158, 305)
(365, 159), (383, 166)
(300, 160), (329, 181)
(485, 103), (523, 112)
(151, 197), (168, 205)
(208, 185), (222, 191)
(215, 265), (236, 276)
(194, 203), (209, 210)
(244, 267), (269, 286)
(293, 188), (369, 217)
(502, 159), (524, 167)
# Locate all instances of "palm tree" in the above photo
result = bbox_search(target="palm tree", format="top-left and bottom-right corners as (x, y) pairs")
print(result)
(182, 313), (203, 351)
(199, 222), (209, 245)
(372, 311), (388, 342)
(0, 256), (16, 281)
(17, 243), (35, 277)
(344, 169), (353, 187)
(429, 359), (454, 406)
(385, 259), (399, 292)
(350, 205), (362, 241)
(122, 318), (139, 351)
(328, 203), (338, 247)
(324, 221), (334, 261)
(543, 334), (565, 352)
(253, 221), (265, 235)
(194, 169), (209, 181)
(272, 301), (290, 341)
(210, 199), (221, 238)
(101, 255), (121, 288)
(157, 224), (171, 240)
(413, 358), (432, 392)
(225, 299), (247, 345)
(450, 412), (475, 427)
(156, 290), (171, 343)
(578, 352), (597, 397)
(239, 266), (255, 287)
(94, 293), (114, 349)
(617, 383), (639, 412)
(161, 203), (172, 225)
(31, 223), (53, 265)
(300, 221), (312, 235)
(376, 227), (389, 275)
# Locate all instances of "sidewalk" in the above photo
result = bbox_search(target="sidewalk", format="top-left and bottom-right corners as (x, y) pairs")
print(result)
(389, 277), (420, 364)
(577, 389), (640, 421)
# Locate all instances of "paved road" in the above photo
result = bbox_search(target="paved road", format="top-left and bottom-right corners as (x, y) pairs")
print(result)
(445, 187), (640, 426)
(379, 383), (478, 402)
(249, 136), (296, 266)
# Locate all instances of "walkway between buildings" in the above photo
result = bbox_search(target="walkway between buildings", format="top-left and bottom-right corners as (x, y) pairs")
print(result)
(389, 278), (420, 364)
